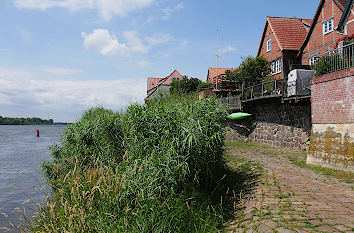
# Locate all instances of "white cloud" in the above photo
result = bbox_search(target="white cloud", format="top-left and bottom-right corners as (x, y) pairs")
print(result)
(123, 31), (149, 53)
(20, 29), (31, 44)
(145, 33), (173, 46)
(137, 60), (151, 67)
(82, 29), (172, 56)
(0, 67), (146, 122)
(15, 0), (155, 21)
(81, 29), (129, 56)
(220, 45), (236, 55)
(42, 67), (83, 75)
(162, 2), (184, 20)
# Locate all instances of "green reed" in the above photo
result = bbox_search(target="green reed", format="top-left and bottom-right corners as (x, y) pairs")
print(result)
(29, 94), (234, 232)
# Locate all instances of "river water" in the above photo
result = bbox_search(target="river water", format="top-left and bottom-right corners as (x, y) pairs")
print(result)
(0, 125), (66, 232)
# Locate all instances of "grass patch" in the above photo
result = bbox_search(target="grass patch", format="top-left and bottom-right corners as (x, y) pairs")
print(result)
(223, 153), (263, 174)
(288, 153), (354, 183)
(226, 141), (353, 184)
(225, 141), (261, 149)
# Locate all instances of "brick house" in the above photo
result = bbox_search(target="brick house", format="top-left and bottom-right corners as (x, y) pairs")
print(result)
(206, 68), (236, 86)
(296, 0), (354, 171)
(257, 16), (312, 80)
(337, 0), (354, 34)
(299, 0), (353, 65)
(145, 69), (183, 101)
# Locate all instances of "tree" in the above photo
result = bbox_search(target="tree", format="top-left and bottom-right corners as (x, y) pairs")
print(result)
(225, 55), (271, 87)
(170, 76), (210, 94)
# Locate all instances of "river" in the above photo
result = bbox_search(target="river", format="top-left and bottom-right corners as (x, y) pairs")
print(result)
(0, 125), (66, 232)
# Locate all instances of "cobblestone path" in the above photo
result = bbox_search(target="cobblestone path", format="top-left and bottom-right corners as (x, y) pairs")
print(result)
(225, 143), (354, 233)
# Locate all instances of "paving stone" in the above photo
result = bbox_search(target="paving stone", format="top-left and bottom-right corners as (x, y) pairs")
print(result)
(315, 225), (335, 232)
(333, 225), (350, 231)
(276, 227), (295, 233)
(301, 228), (316, 232)
(224, 145), (354, 233)
(309, 219), (322, 226)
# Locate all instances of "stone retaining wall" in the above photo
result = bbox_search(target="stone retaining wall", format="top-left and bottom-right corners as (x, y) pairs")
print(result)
(226, 97), (311, 150)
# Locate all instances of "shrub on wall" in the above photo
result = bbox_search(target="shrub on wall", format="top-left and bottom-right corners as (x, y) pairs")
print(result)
(313, 54), (349, 76)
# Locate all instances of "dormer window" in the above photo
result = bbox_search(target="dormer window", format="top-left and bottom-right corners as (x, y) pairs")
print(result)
(323, 18), (334, 34)
(267, 38), (272, 52)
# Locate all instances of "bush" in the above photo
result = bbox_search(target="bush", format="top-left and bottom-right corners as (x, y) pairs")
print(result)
(313, 54), (349, 76)
(32, 94), (231, 232)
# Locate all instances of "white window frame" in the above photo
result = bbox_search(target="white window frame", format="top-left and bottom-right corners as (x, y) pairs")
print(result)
(271, 59), (281, 75)
(271, 62), (275, 74)
(309, 56), (320, 66)
(323, 18), (334, 34)
(267, 38), (272, 52)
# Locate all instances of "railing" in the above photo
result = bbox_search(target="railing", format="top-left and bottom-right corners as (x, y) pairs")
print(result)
(311, 42), (354, 75)
(242, 79), (283, 101)
(219, 96), (242, 110)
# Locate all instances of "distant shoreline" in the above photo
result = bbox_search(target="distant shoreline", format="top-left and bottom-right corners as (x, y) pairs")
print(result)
(0, 116), (71, 125)
(0, 123), (70, 125)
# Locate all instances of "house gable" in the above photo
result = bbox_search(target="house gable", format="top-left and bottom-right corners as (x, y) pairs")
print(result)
(146, 70), (183, 100)
(160, 69), (183, 86)
(299, 0), (349, 65)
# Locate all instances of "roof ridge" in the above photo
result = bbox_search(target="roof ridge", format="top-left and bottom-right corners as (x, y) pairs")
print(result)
(267, 16), (312, 20)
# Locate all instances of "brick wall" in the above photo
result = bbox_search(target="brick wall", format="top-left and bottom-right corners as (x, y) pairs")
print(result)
(311, 68), (354, 124)
(308, 69), (354, 172)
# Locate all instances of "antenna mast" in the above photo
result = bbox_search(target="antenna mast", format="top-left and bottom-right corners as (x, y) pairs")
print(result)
(216, 29), (219, 68)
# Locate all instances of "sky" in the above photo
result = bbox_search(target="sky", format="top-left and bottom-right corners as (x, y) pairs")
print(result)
(0, 0), (320, 122)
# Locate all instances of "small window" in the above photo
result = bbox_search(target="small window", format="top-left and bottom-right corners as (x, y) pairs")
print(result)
(275, 59), (281, 74)
(309, 56), (320, 66)
(267, 38), (272, 52)
(323, 18), (334, 34)
(271, 62), (275, 74)
(271, 59), (281, 75)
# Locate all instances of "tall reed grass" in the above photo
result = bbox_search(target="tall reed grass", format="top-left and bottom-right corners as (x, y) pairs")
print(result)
(30, 94), (233, 232)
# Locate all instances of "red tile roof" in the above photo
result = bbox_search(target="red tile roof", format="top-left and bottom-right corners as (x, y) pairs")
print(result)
(147, 77), (163, 95)
(257, 17), (311, 56)
(268, 17), (311, 51)
(207, 68), (236, 84)
(146, 69), (183, 96)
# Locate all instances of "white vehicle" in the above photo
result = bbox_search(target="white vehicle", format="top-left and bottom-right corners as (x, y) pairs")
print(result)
(287, 69), (315, 97)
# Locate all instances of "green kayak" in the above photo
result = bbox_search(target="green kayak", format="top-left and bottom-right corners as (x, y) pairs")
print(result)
(228, 112), (252, 120)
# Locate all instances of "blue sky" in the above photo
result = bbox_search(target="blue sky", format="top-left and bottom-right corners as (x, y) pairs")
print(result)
(0, 0), (319, 122)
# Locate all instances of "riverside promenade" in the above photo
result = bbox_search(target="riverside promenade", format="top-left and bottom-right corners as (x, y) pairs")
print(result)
(225, 143), (354, 233)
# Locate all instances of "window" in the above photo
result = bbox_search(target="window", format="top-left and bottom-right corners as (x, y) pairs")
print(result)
(271, 62), (275, 74)
(309, 56), (320, 66)
(267, 38), (272, 52)
(323, 18), (334, 34)
(271, 59), (281, 75)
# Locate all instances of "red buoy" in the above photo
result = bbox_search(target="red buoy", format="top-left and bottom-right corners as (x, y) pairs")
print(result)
(36, 130), (39, 137)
